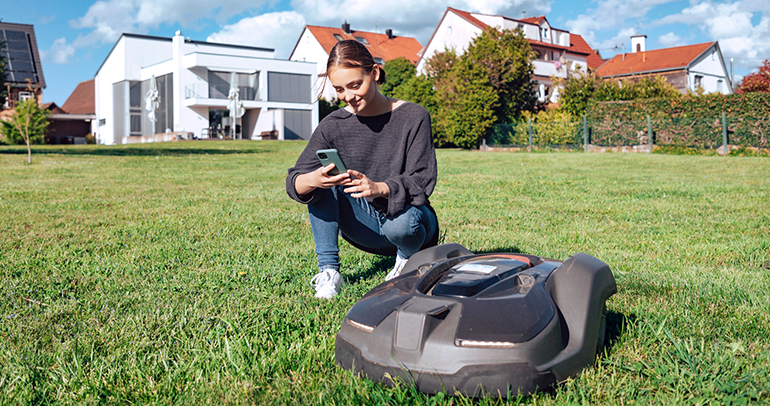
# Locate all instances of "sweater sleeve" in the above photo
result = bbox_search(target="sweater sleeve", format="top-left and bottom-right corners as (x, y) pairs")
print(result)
(380, 107), (437, 216)
(285, 122), (333, 205)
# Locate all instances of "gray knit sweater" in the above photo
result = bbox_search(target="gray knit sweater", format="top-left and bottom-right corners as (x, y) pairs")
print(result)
(286, 102), (437, 217)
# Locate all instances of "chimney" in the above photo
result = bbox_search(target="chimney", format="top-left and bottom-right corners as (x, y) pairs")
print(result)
(385, 29), (393, 39)
(631, 34), (646, 53)
(342, 21), (351, 34)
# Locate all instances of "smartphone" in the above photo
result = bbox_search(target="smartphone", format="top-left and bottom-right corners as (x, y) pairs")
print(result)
(316, 149), (348, 175)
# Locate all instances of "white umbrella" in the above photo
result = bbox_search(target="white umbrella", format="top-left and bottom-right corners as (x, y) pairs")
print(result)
(145, 75), (160, 125)
(227, 72), (245, 139)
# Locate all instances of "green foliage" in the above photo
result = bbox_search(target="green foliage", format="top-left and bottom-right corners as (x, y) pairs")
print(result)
(381, 58), (416, 98)
(587, 93), (770, 148)
(0, 98), (50, 145)
(427, 28), (538, 148)
(557, 72), (681, 118)
(318, 97), (345, 120)
(736, 59), (770, 93)
(489, 109), (581, 147)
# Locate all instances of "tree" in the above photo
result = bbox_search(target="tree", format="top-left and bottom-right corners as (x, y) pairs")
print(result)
(426, 27), (538, 148)
(381, 58), (416, 97)
(736, 60), (770, 93)
(0, 97), (50, 163)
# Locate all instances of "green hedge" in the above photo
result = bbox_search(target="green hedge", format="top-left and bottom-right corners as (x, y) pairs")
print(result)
(586, 93), (770, 148)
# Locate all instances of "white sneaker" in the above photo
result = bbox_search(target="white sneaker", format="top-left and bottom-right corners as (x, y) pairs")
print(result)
(385, 256), (408, 281)
(310, 268), (343, 299)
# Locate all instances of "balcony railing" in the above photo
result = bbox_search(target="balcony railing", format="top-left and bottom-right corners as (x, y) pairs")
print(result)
(185, 83), (259, 101)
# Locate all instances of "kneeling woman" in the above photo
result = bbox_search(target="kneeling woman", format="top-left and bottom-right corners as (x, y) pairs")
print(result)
(286, 40), (438, 299)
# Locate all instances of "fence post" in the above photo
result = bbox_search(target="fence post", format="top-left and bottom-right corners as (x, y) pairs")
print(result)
(647, 114), (653, 153)
(722, 112), (728, 155)
(528, 117), (533, 152)
(583, 116), (588, 152)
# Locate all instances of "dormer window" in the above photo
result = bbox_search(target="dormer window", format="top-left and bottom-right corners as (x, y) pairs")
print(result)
(355, 36), (369, 45)
(334, 34), (343, 42)
(374, 57), (384, 65)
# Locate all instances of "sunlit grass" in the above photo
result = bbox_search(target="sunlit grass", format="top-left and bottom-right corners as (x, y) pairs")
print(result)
(1, 142), (768, 404)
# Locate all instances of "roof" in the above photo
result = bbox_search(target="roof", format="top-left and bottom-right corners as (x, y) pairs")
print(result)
(569, 34), (604, 70)
(596, 42), (715, 77)
(44, 102), (67, 114)
(302, 25), (423, 64)
(423, 8), (602, 69)
(0, 22), (46, 89)
(62, 79), (95, 115)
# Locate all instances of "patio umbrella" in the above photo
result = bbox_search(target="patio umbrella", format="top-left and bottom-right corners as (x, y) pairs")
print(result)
(145, 75), (160, 125)
(227, 72), (245, 139)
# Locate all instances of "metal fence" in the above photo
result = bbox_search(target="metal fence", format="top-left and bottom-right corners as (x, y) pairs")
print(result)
(487, 114), (770, 151)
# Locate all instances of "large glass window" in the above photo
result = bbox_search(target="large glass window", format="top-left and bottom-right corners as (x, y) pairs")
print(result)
(267, 72), (311, 103)
(208, 71), (259, 100)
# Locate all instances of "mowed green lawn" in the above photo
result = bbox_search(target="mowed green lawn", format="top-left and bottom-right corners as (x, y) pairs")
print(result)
(1, 141), (768, 405)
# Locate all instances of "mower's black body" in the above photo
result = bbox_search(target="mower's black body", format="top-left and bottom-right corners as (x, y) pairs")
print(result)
(335, 243), (617, 397)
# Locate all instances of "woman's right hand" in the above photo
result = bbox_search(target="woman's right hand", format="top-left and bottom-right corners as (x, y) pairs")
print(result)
(294, 164), (350, 195)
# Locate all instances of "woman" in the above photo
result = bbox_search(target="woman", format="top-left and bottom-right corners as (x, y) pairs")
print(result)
(286, 40), (438, 299)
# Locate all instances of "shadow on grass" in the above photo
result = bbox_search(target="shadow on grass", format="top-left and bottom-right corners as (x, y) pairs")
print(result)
(604, 310), (635, 354)
(0, 142), (270, 156)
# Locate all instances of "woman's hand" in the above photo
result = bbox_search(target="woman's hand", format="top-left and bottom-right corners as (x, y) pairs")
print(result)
(342, 169), (389, 199)
(294, 164), (350, 195)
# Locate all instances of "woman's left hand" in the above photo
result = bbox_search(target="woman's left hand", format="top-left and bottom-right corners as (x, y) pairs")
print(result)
(342, 170), (390, 199)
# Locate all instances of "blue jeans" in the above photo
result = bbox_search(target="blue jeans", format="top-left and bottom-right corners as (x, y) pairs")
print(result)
(308, 186), (438, 271)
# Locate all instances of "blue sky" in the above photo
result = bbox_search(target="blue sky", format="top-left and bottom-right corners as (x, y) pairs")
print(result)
(3, 0), (769, 105)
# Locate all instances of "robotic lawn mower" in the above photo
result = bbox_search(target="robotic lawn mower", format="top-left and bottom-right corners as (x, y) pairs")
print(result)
(335, 243), (617, 397)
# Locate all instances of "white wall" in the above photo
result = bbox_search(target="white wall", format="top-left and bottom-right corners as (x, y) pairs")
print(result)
(689, 45), (732, 94)
(290, 28), (336, 101)
(417, 12), (483, 74)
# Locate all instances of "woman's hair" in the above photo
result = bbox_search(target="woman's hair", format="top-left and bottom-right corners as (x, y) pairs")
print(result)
(323, 39), (386, 85)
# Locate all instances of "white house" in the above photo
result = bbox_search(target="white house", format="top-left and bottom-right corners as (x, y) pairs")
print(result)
(596, 37), (733, 94)
(290, 23), (423, 102)
(416, 8), (604, 103)
(94, 31), (318, 145)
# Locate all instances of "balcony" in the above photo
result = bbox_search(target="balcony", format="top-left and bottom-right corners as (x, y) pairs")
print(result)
(184, 83), (259, 101)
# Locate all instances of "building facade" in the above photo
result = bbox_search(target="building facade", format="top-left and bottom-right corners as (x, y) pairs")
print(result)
(416, 8), (603, 103)
(290, 23), (423, 102)
(0, 22), (46, 115)
(95, 31), (318, 145)
(596, 37), (733, 95)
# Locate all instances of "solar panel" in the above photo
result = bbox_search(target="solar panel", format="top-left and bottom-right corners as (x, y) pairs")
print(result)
(1, 28), (40, 84)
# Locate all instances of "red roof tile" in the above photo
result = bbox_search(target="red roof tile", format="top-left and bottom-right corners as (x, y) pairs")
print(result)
(305, 25), (423, 65)
(569, 34), (604, 70)
(520, 16), (546, 25)
(61, 79), (94, 115)
(596, 42), (714, 77)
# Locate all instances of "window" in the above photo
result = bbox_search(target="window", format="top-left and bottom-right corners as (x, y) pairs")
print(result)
(447, 26), (453, 36)
(268, 72), (311, 103)
(334, 34), (343, 42)
(355, 36), (369, 45)
(374, 57), (384, 65)
(694, 75), (703, 90)
(18, 91), (32, 101)
(717, 79), (723, 93)
(99, 119), (106, 126)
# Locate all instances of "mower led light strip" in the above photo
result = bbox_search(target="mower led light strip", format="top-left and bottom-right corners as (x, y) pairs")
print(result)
(458, 340), (516, 348)
(346, 318), (374, 333)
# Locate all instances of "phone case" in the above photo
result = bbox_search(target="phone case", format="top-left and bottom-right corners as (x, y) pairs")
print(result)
(316, 149), (348, 175)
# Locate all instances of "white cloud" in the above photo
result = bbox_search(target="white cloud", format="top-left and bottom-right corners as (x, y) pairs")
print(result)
(70, 0), (273, 46)
(654, 0), (770, 70)
(564, 0), (676, 44)
(207, 12), (307, 59)
(41, 37), (76, 64)
(658, 32), (683, 47)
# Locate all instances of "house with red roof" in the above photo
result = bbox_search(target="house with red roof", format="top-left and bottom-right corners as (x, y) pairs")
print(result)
(416, 8), (603, 103)
(289, 22), (423, 101)
(596, 35), (732, 94)
(45, 79), (96, 144)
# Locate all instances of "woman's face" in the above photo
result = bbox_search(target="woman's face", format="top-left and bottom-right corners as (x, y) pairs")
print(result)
(328, 66), (380, 115)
